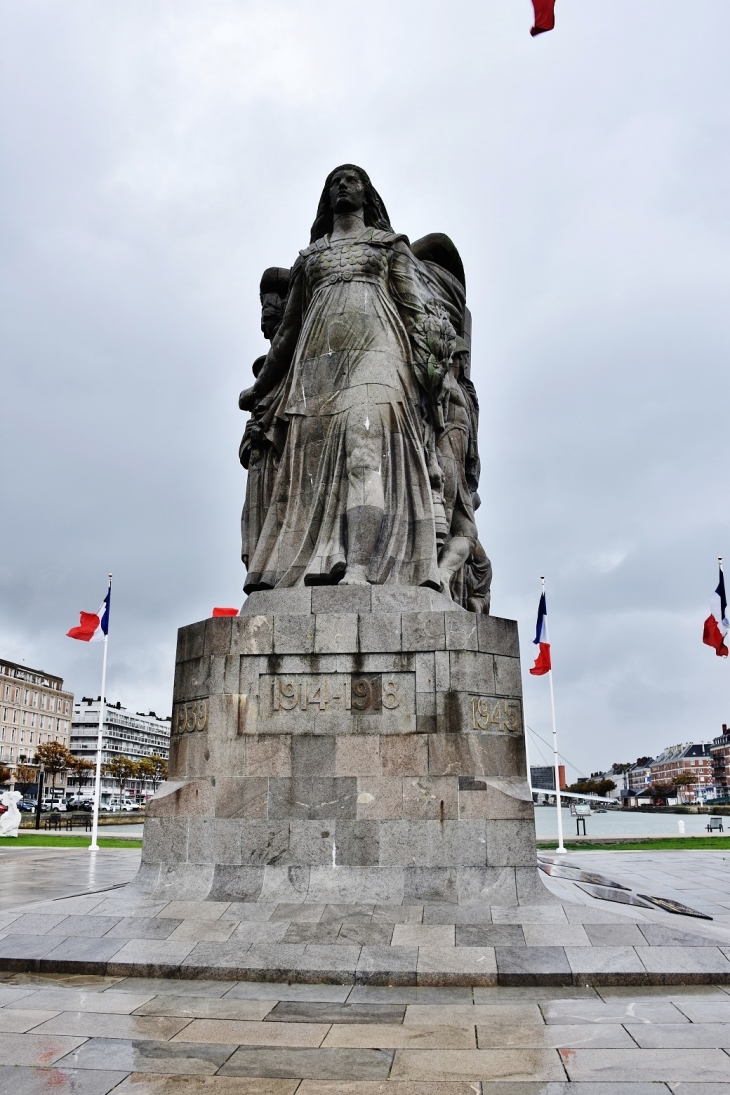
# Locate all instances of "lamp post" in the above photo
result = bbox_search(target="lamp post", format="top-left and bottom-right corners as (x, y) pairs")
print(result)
(34, 763), (45, 831)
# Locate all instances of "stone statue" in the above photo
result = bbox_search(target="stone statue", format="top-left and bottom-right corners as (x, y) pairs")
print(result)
(0, 789), (22, 838)
(239, 165), (491, 609)
(239, 267), (291, 569)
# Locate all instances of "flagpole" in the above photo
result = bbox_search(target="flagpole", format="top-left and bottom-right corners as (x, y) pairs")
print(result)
(542, 576), (566, 855)
(89, 574), (111, 852)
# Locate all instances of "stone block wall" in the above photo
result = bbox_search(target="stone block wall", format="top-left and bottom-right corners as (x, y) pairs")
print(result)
(141, 586), (540, 904)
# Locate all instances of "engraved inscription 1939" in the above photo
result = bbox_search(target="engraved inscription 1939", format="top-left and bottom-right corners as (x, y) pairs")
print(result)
(173, 700), (208, 735)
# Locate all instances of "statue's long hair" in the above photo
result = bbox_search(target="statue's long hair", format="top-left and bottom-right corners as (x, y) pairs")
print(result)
(310, 164), (392, 243)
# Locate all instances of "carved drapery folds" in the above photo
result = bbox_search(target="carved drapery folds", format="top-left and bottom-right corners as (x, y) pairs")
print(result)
(239, 167), (491, 612)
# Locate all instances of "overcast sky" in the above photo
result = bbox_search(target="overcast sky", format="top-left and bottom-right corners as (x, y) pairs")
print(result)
(1, 1), (728, 777)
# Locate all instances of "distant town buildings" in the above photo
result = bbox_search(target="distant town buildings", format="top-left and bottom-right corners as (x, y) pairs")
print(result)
(648, 742), (713, 801)
(69, 698), (170, 804)
(530, 765), (566, 791)
(0, 658), (73, 770)
(710, 724), (730, 799)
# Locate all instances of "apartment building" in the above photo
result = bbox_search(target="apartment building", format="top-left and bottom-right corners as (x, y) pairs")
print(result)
(648, 742), (714, 802)
(0, 658), (73, 771)
(69, 698), (170, 803)
(710, 724), (730, 799)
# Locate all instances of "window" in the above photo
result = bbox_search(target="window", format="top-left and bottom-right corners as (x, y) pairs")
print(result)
(31, 713), (36, 728)
(3, 686), (8, 700)
(24, 689), (29, 704)
(29, 732), (33, 744)
(11, 728), (16, 742)
(41, 695), (47, 710)
(33, 692), (39, 707)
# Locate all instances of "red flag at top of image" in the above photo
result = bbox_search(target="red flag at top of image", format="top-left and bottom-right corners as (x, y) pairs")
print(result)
(531, 0), (556, 36)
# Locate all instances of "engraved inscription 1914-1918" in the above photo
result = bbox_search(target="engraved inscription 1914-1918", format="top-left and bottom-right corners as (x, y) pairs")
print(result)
(271, 674), (400, 712)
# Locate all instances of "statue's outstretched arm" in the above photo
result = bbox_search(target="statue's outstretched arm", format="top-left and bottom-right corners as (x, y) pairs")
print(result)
(240, 260), (304, 410)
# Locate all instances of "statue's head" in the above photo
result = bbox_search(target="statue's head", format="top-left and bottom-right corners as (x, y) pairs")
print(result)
(259, 267), (290, 341)
(310, 164), (392, 243)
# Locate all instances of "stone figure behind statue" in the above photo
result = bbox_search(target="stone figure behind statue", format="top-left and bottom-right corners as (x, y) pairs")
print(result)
(0, 790), (22, 838)
(240, 267), (290, 569)
(239, 165), (491, 610)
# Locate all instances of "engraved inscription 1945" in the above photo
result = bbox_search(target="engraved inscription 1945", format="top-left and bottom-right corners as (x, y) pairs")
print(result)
(471, 697), (521, 733)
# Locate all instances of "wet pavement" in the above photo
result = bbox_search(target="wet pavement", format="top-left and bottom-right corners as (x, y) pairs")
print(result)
(0, 847), (141, 911)
(5, 971), (730, 1092)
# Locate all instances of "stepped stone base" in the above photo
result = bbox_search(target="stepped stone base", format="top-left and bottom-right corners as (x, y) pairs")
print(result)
(139, 586), (542, 906)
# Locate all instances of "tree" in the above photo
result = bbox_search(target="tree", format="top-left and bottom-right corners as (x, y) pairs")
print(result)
(611, 763), (633, 774)
(104, 756), (138, 800)
(34, 741), (72, 794)
(15, 764), (38, 794)
(635, 757), (652, 767)
(672, 771), (698, 801)
(648, 780), (674, 803)
(134, 757), (156, 790)
(0, 765), (10, 785)
(566, 778), (616, 797)
(66, 756), (95, 794)
(148, 755), (168, 791)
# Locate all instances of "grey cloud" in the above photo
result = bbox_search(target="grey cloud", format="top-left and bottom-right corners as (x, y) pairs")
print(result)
(1, 1), (728, 773)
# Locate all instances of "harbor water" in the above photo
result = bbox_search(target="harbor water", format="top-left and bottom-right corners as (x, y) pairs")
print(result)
(534, 805), (724, 840)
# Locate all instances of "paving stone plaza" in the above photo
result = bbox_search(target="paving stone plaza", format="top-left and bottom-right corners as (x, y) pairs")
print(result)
(4, 848), (730, 1090)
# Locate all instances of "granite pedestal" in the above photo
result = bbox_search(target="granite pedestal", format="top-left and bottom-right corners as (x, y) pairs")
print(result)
(138, 587), (543, 907)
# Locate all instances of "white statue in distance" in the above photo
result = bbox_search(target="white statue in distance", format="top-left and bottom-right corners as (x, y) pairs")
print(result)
(0, 790), (23, 838)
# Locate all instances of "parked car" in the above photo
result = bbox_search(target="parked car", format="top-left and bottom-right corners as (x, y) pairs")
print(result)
(17, 800), (35, 812)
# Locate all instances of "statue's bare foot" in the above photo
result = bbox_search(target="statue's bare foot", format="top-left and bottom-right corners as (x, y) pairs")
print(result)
(341, 564), (369, 585)
(438, 569), (454, 598)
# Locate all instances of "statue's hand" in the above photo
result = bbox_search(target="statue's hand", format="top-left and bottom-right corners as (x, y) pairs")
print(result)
(239, 386), (258, 411)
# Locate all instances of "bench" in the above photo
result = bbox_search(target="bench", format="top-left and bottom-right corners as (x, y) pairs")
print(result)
(64, 814), (93, 832)
(707, 816), (724, 832)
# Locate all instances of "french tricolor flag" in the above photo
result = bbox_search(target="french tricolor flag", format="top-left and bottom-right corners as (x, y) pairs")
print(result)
(67, 583), (111, 643)
(703, 563), (729, 658)
(529, 591), (552, 676)
(531, 0), (556, 36)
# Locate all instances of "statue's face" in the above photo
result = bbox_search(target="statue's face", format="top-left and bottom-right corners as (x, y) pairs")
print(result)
(329, 169), (365, 214)
(260, 292), (285, 341)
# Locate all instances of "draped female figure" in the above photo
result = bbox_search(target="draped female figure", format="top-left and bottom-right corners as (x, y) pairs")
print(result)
(240, 165), (453, 592)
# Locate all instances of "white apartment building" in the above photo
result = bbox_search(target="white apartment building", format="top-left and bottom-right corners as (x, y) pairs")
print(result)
(69, 698), (170, 803)
(0, 658), (73, 770)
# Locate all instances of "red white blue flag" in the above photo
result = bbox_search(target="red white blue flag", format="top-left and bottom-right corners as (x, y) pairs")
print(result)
(703, 564), (729, 658)
(67, 583), (111, 643)
(530, 592), (552, 675)
(531, 0), (556, 36)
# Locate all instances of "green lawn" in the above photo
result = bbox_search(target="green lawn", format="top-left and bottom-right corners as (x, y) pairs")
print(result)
(540, 836), (730, 852)
(0, 834), (142, 848)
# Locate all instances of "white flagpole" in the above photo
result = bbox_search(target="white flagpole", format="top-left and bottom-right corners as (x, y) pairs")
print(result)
(542, 576), (566, 855)
(89, 574), (111, 852)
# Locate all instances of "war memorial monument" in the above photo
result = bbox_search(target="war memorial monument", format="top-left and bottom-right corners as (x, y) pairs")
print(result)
(4, 167), (724, 988)
(141, 164), (541, 915)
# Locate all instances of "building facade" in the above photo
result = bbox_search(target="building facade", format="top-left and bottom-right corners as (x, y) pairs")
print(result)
(69, 698), (170, 804)
(530, 765), (566, 791)
(627, 760), (654, 792)
(710, 724), (730, 799)
(0, 658), (73, 778)
(647, 742), (714, 802)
